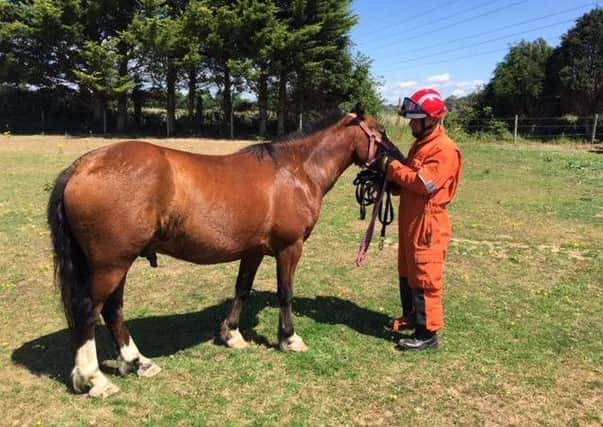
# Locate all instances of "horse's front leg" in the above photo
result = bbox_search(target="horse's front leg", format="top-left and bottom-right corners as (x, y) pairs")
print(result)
(276, 240), (308, 352)
(220, 253), (264, 349)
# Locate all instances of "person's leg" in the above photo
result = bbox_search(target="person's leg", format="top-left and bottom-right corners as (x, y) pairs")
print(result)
(390, 277), (415, 331)
(398, 261), (443, 351)
(400, 276), (414, 319)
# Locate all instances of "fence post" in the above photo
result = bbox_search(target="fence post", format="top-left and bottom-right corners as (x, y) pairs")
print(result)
(513, 114), (518, 143)
(592, 113), (599, 144)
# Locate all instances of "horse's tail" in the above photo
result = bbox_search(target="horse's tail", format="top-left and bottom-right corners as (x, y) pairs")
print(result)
(47, 166), (90, 330)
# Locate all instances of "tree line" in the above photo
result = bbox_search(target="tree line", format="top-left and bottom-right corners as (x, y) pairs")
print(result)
(0, 0), (382, 137)
(446, 8), (602, 139)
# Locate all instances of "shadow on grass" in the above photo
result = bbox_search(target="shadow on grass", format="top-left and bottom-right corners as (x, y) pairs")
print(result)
(12, 290), (390, 387)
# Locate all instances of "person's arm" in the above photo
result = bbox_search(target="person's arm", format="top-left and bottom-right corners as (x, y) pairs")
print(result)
(386, 148), (459, 196)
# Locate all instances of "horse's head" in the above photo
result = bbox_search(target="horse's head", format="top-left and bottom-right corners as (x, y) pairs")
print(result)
(347, 102), (398, 167)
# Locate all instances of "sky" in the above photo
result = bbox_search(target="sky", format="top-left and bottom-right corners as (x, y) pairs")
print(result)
(350, 0), (600, 104)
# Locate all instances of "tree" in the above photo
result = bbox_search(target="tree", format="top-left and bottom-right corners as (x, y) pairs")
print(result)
(490, 38), (553, 116)
(80, 0), (141, 132)
(1, 0), (83, 88)
(203, 1), (248, 139)
(339, 53), (383, 115)
(0, 0), (23, 85)
(129, 0), (210, 135)
(73, 39), (134, 133)
(76, 0), (142, 132)
(180, 0), (211, 132)
(297, 0), (357, 118)
(549, 8), (603, 115)
(274, 0), (357, 134)
(237, 0), (281, 137)
(1, 0), (365, 137)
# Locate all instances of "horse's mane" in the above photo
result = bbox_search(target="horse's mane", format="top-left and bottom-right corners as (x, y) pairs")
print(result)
(240, 110), (346, 162)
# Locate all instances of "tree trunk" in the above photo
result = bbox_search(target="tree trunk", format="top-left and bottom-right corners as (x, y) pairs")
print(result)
(188, 66), (196, 132)
(166, 60), (177, 136)
(103, 104), (107, 135)
(223, 64), (233, 139)
(258, 68), (268, 137)
(297, 73), (304, 132)
(132, 76), (143, 129)
(195, 95), (203, 127)
(133, 86), (143, 129)
(277, 71), (287, 137)
(116, 54), (128, 133)
(93, 97), (103, 126)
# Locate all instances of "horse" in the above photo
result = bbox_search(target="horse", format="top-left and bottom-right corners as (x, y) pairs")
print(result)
(47, 104), (395, 398)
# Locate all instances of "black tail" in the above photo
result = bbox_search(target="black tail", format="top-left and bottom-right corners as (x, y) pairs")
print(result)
(47, 166), (90, 329)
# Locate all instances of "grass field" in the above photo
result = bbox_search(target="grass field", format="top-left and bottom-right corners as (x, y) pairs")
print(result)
(0, 131), (601, 426)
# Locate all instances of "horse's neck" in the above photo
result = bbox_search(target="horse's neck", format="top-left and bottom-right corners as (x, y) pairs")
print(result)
(300, 127), (354, 196)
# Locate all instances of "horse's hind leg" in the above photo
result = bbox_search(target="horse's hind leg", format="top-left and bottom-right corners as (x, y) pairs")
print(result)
(101, 276), (161, 378)
(220, 253), (264, 348)
(276, 241), (308, 352)
(71, 268), (126, 398)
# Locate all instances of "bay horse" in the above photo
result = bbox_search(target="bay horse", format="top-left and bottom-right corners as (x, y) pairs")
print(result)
(47, 105), (394, 398)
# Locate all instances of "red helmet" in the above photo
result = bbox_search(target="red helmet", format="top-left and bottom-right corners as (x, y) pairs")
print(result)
(401, 88), (448, 120)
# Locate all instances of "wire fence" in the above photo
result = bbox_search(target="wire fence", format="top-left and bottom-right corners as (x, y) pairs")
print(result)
(2, 109), (602, 143)
(454, 114), (601, 142)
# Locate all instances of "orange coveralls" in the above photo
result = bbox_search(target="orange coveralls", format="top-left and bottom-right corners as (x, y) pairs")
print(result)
(386, 125), (462, 331)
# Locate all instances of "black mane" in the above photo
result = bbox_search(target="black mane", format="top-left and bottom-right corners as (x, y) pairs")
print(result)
(240, 110), (345, 161)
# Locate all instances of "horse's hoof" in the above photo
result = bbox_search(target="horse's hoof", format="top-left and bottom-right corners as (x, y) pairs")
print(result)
(137, 361), (161, 378)
(71, 368), (89, 394)
(88, 382), (120, 399)
(116, 356), (134, 376)
(279, 333), (308, 352)
(225, 328), (249, 349)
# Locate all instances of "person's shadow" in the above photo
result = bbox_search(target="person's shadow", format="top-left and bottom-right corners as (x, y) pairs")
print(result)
(12, 291), (392, 388)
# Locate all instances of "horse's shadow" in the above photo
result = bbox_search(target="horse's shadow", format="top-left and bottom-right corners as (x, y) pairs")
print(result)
(11, 291), (392, 387)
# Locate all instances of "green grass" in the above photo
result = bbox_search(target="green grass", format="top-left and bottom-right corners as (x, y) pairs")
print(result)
(0, 134), (601, 426)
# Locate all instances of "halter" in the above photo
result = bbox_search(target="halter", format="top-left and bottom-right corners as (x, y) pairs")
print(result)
(347, 113), (398, 166)
(347, 113), (399, 266)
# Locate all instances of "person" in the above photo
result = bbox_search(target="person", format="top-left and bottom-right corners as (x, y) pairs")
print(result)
(370, 88), (463, 351)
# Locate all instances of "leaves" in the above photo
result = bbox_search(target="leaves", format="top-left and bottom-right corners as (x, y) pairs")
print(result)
(73, 39), (134, 99)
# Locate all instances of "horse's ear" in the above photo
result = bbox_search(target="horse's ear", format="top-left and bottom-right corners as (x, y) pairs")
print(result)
(352, 102), (366, 119)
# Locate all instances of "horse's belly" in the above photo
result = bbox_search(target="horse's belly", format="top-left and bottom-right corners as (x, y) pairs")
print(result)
(156, 217), (271, 264)
(157, 239), (269, 264)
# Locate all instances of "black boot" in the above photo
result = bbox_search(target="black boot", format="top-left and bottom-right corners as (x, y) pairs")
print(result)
(397, 325), (438, 351)
(397, 289), (438, 351)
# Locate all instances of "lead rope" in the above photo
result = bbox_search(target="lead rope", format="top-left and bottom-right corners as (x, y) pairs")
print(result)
(354, 170), (395, 266)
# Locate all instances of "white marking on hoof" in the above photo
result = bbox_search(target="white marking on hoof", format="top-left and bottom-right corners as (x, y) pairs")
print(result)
(225, 328), (249, 349)
(117, 337), (160, 377)
(137, 361), (161, 378)
(72, 339), (118, 395)
(279, 333), (308, 352)
(71, 368), (90, 394)
(88, 381), (120, 399)
(117, 355), (135, 376)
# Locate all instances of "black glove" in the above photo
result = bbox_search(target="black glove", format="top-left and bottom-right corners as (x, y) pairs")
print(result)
(368, 152), (393, 174)
(389, 148), (406, 163)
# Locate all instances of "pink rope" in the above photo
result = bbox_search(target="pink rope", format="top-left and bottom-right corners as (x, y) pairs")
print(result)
(356, 178), (388, 266)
